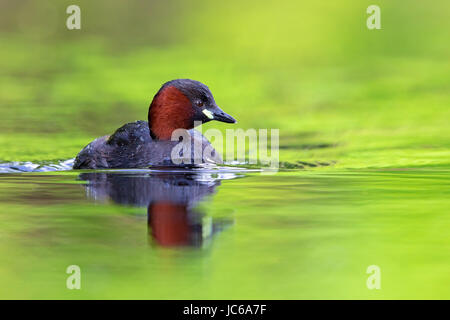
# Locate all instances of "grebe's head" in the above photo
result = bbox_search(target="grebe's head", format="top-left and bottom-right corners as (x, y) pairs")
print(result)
(148, 79), (236, 140)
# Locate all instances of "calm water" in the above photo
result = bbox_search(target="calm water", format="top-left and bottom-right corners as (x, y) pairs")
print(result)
(0, 166), (448, 299)
(0, 0), (449, 300)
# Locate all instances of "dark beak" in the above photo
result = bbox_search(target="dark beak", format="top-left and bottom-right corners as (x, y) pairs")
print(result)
(209, 105), (237, 124)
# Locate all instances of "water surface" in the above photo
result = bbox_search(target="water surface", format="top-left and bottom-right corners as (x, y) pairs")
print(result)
(0, 167), (448, 299)
(0, 0), (449, 300)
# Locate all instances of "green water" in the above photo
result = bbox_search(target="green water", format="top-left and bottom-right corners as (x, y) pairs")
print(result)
(0, 0), (449, 299)
(0, 169), (448, 299)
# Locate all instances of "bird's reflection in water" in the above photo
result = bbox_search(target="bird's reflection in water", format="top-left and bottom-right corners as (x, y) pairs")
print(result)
(79, 170), (238, 248)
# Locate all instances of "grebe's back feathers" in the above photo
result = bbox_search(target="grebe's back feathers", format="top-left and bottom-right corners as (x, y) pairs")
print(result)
(73, 120), (220, 169)
(107, 120), (152, 146)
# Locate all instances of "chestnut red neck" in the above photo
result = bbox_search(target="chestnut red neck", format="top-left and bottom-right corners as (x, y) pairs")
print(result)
(148, 86), (194, 140)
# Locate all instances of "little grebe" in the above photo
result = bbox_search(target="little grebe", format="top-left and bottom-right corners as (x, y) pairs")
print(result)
(73, 79), (236, 169)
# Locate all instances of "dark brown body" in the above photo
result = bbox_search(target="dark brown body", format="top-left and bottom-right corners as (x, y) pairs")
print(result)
(73, 120), (221, 169)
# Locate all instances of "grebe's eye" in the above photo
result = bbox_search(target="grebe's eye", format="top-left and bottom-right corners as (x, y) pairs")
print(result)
(197, 101), (204, 107)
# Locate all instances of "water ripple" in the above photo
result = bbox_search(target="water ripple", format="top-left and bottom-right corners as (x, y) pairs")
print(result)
(0, 159), (75, 173)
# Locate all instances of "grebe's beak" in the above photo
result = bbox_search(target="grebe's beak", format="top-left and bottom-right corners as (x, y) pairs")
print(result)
(203, 105), (237, 124)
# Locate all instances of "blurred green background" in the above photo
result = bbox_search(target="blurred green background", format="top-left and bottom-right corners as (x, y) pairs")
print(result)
(0, 0), (449, 168)
(0, 0), (449, 300)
